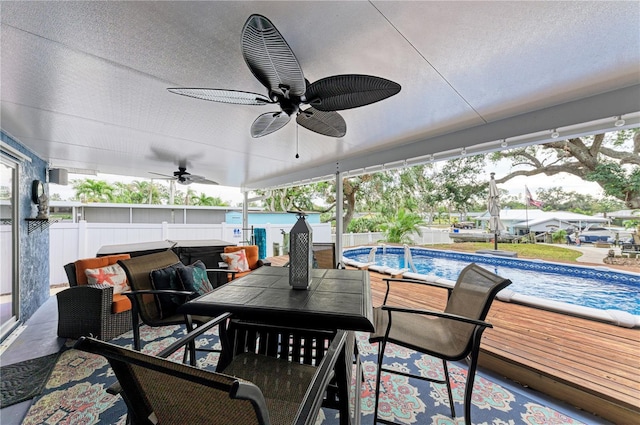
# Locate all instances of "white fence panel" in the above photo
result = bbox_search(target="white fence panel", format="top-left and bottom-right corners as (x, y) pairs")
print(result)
(415, 227), (453, 245)
(166, 224), (225, 241)
(49, 223), (80, 285)
(49, 221), (333, 286)
(83, 223), (164, 256)
(336, 227), (452, 249)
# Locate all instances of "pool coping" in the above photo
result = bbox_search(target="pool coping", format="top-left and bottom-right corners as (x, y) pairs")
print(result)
(343, 245), (640, 329)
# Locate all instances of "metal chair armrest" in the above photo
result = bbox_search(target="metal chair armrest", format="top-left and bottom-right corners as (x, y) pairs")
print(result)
(293, 329), (348, 425)
(380, 305), (493, 329)
(121, 289), (195, 298)
(157, 312), (233, 359)
(382, 277), (453, 303)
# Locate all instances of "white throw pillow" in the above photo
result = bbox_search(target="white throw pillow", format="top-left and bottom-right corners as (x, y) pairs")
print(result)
(220, 249), (250, 272)
(85, 264), (131, 294)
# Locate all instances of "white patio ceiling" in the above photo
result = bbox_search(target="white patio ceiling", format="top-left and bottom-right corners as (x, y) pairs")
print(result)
(1, 1), (639, 191)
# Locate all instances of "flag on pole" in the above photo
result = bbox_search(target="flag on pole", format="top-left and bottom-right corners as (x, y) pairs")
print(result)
(525, 186), (544, 208)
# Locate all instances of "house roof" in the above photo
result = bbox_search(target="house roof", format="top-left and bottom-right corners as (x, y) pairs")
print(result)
(2, 2), (639, 190)
(477, 209), (610, 226)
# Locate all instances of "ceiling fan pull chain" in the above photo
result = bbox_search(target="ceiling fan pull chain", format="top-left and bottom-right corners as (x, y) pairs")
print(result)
(295, 124), (300, 159)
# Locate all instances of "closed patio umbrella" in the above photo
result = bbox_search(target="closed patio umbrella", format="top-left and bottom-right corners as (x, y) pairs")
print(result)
(488, 172), (505, 251)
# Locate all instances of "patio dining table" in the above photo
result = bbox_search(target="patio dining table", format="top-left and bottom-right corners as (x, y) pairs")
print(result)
(178, 265), (374, 425)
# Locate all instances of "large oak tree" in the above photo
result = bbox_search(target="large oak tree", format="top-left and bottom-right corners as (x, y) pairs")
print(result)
(493, 129), (639, 208)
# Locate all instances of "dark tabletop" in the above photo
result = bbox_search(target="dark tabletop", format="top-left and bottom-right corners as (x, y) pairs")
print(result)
(179, 266), (374, 332)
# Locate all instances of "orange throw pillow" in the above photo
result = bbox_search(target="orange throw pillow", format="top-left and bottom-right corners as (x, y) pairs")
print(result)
(75, 254), (130, 285)
(221, 250), (251, 272)
(85, 264), (131, 294)
(224, 245), (258, 270)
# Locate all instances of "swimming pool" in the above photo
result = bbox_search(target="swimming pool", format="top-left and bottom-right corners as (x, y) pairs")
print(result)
(343, 246), (640, 327)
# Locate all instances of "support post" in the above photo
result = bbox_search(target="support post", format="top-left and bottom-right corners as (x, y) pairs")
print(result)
(335, 170), (343, 268)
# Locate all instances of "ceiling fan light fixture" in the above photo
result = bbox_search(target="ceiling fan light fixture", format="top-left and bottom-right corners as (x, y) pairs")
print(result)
(460, 147), (467, 156)
(614, 116), (625, 127)
(550, 129), (560, 139)
(166, 14), (400, 139)
(500, 139), (508, 148)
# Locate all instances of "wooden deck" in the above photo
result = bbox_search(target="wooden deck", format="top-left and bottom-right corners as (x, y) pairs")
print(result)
(266, 256), (640, 424)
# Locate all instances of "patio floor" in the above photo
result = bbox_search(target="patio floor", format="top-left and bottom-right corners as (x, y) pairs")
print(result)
(265, 255), (639, 424)
(278, 256), (639, 424)
(1, 259), (638, 424)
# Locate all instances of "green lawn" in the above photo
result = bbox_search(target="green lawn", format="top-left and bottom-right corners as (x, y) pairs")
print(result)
(427, 242), (582, 263)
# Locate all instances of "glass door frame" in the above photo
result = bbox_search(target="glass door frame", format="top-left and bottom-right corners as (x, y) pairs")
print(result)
(0, 155), (19, 340)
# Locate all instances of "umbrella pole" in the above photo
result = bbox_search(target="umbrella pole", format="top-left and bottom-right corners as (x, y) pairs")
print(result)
(494, 232), (498, 251)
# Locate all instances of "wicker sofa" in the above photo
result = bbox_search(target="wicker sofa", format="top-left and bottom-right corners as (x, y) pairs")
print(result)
(57, 254), (133, 341)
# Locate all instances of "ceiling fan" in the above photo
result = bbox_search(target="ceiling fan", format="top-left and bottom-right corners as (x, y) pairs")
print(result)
(150, 165), (218, 186)
(167, 14), (401, 138)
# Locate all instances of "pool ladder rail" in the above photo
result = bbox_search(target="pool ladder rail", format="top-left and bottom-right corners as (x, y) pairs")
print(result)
(367, 244), (418, 273)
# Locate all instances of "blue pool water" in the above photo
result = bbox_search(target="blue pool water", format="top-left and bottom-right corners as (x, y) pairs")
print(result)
(345, 247), (640, 316)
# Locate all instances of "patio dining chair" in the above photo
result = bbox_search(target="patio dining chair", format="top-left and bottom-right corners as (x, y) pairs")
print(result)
(117, 250), (223, 364)
(75, 313), (348, 425)
(369, 263), (512, 425)
(312, 242), (340, 269)
(282, 242), (342, 269)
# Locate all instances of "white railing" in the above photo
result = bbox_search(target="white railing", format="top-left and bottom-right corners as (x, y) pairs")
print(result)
(334, 226), (452, 248)
(49, 221), (332, 285)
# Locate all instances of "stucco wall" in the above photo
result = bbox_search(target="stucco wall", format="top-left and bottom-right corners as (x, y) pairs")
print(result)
(1, 131), (50, 322)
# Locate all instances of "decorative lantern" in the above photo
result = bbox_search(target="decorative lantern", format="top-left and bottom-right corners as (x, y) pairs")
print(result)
(289, 213), (313, 289)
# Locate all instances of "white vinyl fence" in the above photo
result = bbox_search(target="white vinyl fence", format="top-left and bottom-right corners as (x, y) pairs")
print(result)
(48, 223), (451, 286)
(49, 221), (332, 285)
(335, 227), (452, 248)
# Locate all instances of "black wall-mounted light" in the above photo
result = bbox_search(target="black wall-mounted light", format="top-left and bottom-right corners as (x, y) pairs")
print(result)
(31, 180), (44, 204)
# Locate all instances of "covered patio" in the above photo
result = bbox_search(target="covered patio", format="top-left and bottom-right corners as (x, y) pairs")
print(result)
(1, 2), (639, 424)
(2, 258), (638, 424)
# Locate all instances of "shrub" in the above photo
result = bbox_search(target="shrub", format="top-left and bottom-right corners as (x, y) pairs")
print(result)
(551, 229), (567, 243)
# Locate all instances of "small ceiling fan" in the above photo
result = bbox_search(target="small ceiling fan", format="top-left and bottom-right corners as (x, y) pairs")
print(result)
(150, 165), (218, 186)
(168, 14), (401, 138)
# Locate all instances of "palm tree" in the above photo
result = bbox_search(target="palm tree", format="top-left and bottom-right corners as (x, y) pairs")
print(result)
(381, 208), (426, 244)
(193, 193), (215, 206)
(193, 193), (230, 206)
(72, 179), (115, 202)
(178, 187), (197, 205)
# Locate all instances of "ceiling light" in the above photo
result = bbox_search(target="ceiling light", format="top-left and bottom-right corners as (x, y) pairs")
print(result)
(550, 129), (560, 139)
(500, 139), (508, 148)
(460, 147), (467, 155)
(614, 116), (625, 127)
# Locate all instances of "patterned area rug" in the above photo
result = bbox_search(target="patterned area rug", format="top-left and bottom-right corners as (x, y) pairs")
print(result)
(0, 353), (60, 408)
(23, 325), (592, 425)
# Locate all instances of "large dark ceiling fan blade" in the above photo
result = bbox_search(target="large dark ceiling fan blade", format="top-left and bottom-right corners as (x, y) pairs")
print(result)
(242, 14), (306, 98)
(304, 75), (401, 111)
(251, 111), (291, 138)
(149, 171), (175, 179)
(184, 175), (219, 185)
(296, 108), (346, 138)
(167, 88), (272, 105)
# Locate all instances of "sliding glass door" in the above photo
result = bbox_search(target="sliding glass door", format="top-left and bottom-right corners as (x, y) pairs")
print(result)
(0, 158), (18, 339)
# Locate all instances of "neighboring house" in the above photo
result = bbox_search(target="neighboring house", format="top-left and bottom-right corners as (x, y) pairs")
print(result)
(476, 209), (610, 235)
(595, 209), (640, 223)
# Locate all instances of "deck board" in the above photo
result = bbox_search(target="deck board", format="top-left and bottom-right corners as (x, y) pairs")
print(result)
(266, 256), (640, 423)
